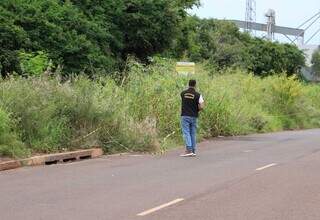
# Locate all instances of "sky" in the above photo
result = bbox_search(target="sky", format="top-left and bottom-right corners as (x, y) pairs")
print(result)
(190, 0), (320, 45)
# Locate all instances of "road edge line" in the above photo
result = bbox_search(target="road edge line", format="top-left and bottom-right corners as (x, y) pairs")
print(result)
(137, 198), (184, 216)
(256, 163), (278, 171)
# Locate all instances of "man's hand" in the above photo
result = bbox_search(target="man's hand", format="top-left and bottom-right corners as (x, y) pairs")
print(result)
(198, 95), (204, 111)
(198, 102), (204, 111)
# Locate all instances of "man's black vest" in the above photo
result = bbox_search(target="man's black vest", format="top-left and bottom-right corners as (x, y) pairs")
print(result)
(181, 88), (201, 118)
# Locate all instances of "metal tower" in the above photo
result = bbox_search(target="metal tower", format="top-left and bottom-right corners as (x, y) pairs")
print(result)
(245, 0), (257, 34)
(265, 9), (276, 41)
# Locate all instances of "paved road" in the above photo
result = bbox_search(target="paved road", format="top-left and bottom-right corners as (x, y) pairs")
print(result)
(1, 129), (320, 220)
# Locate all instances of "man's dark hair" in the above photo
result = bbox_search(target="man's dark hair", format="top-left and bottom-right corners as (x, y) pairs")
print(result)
(189, 79), (197, 87)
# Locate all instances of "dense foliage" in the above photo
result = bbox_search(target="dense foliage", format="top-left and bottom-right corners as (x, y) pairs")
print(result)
(1, 0), (117, 75)
(0, 0), (305, 76)
(1, 59), (320, 158)
(168, 17), (305, 76)
(0, 0), (199, 76)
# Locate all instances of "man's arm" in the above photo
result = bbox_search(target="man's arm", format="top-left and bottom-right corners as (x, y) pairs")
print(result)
(198, 95), (205, 111)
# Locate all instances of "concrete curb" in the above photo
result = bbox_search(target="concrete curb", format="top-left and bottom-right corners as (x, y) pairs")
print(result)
(0, 148), (103, 172)
(0, 160), (21, 171)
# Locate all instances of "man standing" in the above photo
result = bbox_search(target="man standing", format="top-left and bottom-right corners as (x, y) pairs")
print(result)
(180, 79), (204, 157)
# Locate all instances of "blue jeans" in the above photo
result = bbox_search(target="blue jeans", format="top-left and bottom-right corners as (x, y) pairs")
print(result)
(181, 116), (197, 153)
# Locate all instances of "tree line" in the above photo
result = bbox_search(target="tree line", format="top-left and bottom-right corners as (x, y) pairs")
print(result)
(0, 0), (305, 77)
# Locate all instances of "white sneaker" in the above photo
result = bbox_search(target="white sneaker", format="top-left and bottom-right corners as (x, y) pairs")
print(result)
(180, 152), (194, 157)
(191, 153), (197, 157)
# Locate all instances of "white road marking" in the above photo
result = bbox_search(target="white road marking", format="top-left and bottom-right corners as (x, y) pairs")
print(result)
(137, 198), (184, 216)
(243, 150), (254, 153)
(256, 163), (277, 171)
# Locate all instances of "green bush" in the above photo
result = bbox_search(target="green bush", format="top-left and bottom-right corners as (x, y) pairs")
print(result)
(19, 51), (51, 76)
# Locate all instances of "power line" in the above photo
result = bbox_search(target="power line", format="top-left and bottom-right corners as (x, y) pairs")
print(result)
(297, 11), (320, 29)
(305, 26), (320, 44)
(293, 13), (320, 43)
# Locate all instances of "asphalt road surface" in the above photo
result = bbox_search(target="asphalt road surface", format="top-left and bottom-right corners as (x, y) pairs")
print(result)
(1, 129), (320, 220)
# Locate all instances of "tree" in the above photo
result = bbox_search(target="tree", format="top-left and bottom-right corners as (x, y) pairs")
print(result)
(0, 0), (119, 75)
(0, 5), (27, 76)
(169, 17), (305, 75)
(117, 0), (199, 61)
(0, 0), (305, 76)
(247, 39), (305, 76)
(168, 17), (250, 69)
(0, 0), (200, 76)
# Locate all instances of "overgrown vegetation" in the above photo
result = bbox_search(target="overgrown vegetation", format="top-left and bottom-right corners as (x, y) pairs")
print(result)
(0, 0), (304, 76)
(0, 1), (315, 159)
(1, 59), (320, 159)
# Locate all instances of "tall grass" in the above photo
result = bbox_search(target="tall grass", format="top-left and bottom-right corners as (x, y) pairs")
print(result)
(1, 59), (320, 158)
(0, 107), (28, 158)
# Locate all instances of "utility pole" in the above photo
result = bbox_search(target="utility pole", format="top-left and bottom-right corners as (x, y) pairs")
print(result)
(245, 0), (257, 34)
